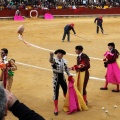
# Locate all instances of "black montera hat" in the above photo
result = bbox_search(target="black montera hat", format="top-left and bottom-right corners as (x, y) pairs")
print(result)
(54, 49), (66, 55)
(108, 42), (115, 48)
(75, 45), (83, 51)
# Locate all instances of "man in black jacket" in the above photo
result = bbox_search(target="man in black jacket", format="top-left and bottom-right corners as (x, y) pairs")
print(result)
(94, 16), (104, 34)
(0, 86), (45, 120)
(62, 23), (76, 42)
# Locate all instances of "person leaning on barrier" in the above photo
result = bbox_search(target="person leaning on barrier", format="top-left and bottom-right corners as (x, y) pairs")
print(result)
(0, 86), (45, 120)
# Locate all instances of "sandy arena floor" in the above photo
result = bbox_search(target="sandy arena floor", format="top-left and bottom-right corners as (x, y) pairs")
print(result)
(0, 17), (120, 120)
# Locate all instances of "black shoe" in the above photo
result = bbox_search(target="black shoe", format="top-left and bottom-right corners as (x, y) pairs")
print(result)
(112, 89), (119, 92)
(100, 87), (108, 90)
(54, 112), (58, 116)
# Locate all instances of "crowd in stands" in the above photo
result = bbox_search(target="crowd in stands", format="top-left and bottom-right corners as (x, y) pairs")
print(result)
(0, 0), (120, 10)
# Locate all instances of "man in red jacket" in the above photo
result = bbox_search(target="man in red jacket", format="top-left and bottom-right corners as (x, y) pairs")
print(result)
(71, 45), (90, 104)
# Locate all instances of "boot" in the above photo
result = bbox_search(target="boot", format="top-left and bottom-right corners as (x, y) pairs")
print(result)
(83, 95), (88, 105)
(54, 100), (58, 116)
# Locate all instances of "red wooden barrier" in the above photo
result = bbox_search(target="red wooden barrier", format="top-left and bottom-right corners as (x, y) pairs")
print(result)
(0, 8), (120, 17)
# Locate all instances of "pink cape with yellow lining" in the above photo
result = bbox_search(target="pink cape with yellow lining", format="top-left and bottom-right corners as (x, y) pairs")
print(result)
(63, 76), (88, 114)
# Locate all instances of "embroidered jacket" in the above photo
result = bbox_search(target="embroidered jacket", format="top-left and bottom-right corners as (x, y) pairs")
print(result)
(104, 49), (119, 67)
(0, 57), (17, 80)
(76, 53), (90, 72)
(49, 56), (70, 76)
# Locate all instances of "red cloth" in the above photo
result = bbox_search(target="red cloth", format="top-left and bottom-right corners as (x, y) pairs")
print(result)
(3, 69), (7, 88)
(0, 63), (5, 69)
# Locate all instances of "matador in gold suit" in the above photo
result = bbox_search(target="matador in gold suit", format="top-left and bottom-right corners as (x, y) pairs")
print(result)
(0, 48), (17, 91)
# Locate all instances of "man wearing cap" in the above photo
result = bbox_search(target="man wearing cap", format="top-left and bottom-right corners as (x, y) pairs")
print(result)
(94, 16), (104, 34)
(100, 42), (120, 92)
(70, 45), (90, 105)
(62, 23), (76, 42)
(49, 49), (70, 116)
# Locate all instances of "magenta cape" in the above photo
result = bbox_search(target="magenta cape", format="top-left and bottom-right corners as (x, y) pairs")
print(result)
(14, 15), (24, 21)
(67, 76), (79, 114)
(44, 13), (54, 20)
(106, 62), (120, 84)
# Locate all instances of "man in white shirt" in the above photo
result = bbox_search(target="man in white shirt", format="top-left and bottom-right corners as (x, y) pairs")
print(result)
(49, 49), (70, 116)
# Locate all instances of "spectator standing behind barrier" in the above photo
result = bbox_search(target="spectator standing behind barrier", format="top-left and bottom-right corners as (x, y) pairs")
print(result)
(62, 23), (76, 42)
(15, 9), (21, 16)
(0, 86), (45, 120)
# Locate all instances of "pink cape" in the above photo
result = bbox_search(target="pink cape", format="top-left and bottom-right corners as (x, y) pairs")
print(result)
(14, 15), (24, 21)
(106, 62), (120, 84)
(67, 76), (79, 114)
(44, 13), (54, 20)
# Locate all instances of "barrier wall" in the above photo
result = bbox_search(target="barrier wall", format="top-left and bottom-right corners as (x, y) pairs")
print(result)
(0, 8), (120, 17)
